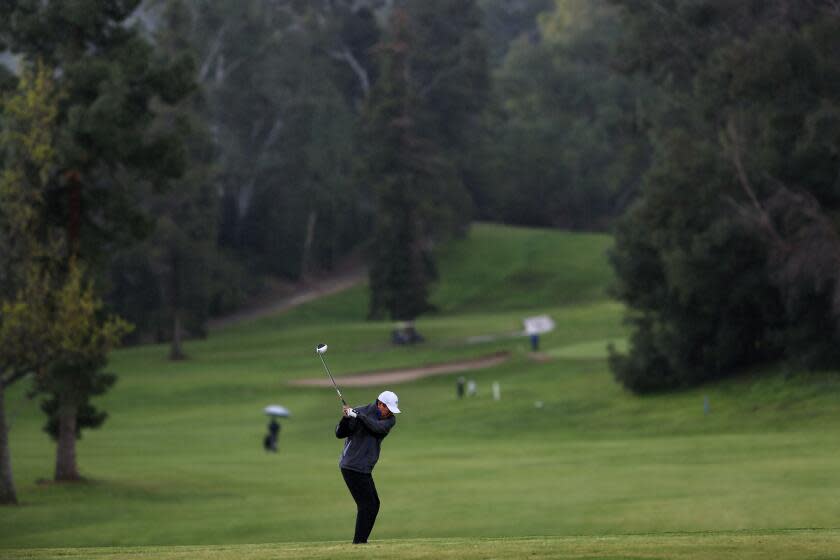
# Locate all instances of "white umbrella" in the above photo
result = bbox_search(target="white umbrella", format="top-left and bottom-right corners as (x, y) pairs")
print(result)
(264, 405), (291, 418)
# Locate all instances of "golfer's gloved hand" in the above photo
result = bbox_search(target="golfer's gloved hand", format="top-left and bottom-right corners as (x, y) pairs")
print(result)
(343, 406), (357, 418)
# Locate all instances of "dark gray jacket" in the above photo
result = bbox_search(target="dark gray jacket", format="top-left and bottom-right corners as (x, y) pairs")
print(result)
(335, 402), (396, 474)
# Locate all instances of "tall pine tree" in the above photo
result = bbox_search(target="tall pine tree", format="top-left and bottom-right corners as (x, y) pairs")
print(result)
(0, 63), (63, 504)
(0, 1), (192, 481)
(365, 10), (441, 324)
(364, 2), (489, 329)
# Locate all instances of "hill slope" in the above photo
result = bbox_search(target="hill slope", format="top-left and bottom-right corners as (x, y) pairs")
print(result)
(3, 224), (840, 551)
(431, 223), (614, 312)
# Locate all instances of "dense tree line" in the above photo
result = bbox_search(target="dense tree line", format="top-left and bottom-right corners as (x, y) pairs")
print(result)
(478, 0), (649, 229)
(608, 1), (840, 392)
(2, 0), (634, 349)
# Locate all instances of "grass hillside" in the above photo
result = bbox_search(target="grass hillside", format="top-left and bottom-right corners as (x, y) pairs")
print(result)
(431, 223), (614, 312)
(3, 223), (840, 559)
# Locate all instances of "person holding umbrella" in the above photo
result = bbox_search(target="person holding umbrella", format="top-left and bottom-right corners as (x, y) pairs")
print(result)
(263, 405), (290, 453)
(263, 418), (280, 452)
(335, 390), (401, 544)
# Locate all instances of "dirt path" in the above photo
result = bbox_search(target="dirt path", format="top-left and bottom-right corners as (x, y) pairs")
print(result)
(289, 351), (511, 387)
(208, 266), (367, 330)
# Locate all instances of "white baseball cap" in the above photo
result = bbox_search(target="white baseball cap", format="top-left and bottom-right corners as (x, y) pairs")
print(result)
(378, 390), (401, 414)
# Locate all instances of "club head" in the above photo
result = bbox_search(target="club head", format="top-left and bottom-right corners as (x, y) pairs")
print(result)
(316, 343), (328, 355)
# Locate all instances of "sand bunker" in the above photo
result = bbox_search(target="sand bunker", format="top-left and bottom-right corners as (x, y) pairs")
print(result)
(289, 351), (510, 387)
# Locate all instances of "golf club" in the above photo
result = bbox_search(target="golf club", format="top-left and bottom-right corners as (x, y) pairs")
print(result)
(315, 343), (347, 406)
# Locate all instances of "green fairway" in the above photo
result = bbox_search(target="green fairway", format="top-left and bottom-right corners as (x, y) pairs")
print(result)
(3, 224), (840, 556)
(7, 531), (840, 560)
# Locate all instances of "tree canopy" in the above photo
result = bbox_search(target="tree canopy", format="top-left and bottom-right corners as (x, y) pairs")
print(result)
(608, 0), (840, 392)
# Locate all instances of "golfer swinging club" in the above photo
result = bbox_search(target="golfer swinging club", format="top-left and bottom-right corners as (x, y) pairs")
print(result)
(335, 390), (400, 544)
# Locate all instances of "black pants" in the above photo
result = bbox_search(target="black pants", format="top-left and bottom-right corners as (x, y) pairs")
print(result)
(341, 468), (380, 544)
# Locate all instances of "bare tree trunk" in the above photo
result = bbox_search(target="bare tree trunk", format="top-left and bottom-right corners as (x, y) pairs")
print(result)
(328, 46), (370, 98)
(300, 210), (318, 281)
(54, 399), (80, 482)
(170, 310), (185, 361)
(0, 382), (19, 504)
(67, 172), (82, 258)
(724, 120), (785, 246)
(169, 253), (186, 361)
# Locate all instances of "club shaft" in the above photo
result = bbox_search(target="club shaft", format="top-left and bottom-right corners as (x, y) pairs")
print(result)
(318, 352), (347, 406)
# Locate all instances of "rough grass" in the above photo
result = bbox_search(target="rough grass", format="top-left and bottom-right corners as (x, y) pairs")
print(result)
(3, 223), (840, 557)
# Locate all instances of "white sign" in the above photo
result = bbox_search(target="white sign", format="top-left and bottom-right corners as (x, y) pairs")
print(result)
(523, 315), (555, 335)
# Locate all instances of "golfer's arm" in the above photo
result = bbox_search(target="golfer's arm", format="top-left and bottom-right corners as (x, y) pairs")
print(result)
(335, 417), (355, 438)
(356, 412), (393, 435)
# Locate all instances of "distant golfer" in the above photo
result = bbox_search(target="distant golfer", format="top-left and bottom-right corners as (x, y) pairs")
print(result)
(335, 390), (400, 544)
